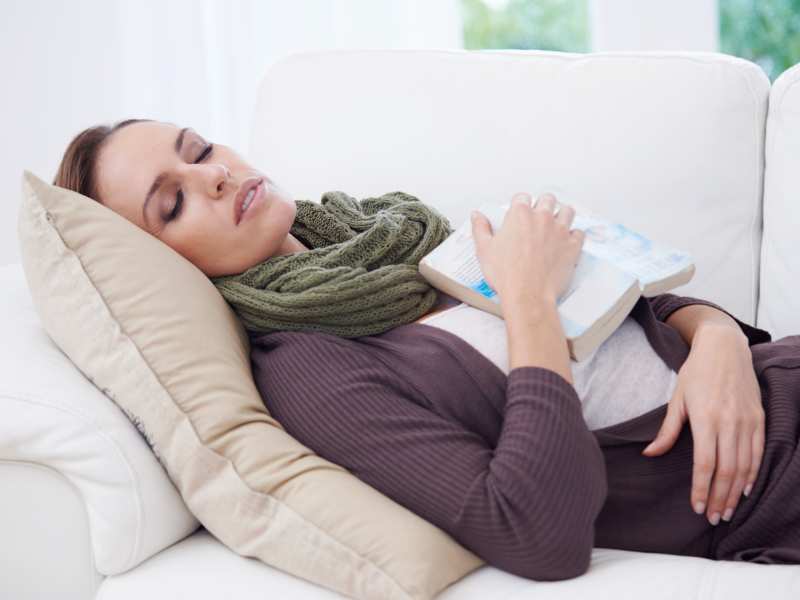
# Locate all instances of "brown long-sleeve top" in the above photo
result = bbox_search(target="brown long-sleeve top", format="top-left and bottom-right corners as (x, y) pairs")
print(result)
(248, 292), (800, 581)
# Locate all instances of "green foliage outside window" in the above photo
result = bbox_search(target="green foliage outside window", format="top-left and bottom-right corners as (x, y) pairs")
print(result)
(720, 0), (800, 81)
(462, 0), (800, 81)
(461, 0), (589, 52)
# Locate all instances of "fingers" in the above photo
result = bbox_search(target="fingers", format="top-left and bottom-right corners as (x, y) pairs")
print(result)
(506, 192), (582, 250)
(720, 429), (751, 522)
(503, 192), (533, 231)
(642, 394), (685, 456)
(470, 209), (492, 256)
(512, 192), (569, 219)
(540, 193), (581, 236)
(555, 203), (576, 229)
(512, 191), (533, 206)
(691, 422), (715, 517)
(705, 425), (737, 525)
(746, 417), (764, 497)
(533, 192), (557, 212)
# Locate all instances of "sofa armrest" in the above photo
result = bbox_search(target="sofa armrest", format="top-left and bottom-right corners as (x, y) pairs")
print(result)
(0, 264), (200, 578)
(0, 460), (103, 600)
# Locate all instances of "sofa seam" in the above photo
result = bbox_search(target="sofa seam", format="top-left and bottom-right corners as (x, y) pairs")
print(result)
(735, 60), (768, 324)
(760, 67), (800, 331)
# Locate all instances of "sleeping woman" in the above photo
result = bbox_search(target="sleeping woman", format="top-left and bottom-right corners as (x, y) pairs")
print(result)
(53, 118), (800, 580)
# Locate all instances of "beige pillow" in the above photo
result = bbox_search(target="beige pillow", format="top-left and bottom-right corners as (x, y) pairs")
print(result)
(17, 171), (482, 600)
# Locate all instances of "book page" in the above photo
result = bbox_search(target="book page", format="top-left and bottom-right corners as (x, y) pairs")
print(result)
(570, 208), (693, 288)
(425, 222), (500, 302)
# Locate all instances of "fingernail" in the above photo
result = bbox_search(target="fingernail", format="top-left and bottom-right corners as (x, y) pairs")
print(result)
(512, 192), (530, 203)
(743, 484), (752, 497)
(709, 512), (720, 526)
(722, 508), (734, 522)
(693, 501), (705, 515)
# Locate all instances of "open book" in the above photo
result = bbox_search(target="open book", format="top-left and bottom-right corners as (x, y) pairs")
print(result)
(418, 200), (695, 361)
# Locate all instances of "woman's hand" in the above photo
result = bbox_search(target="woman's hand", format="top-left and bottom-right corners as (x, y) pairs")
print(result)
(641, 324), (765, 526)
(471, 192), (585, 385)
(470, 192), (585, 305)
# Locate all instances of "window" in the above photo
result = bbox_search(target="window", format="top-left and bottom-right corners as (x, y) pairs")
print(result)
(462, 0), (800, 81)
(720, 0), (800, 81)
(461, 0), (589, 52)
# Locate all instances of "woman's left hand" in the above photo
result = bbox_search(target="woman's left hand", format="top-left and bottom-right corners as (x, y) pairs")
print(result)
(641, 324), (765, 526)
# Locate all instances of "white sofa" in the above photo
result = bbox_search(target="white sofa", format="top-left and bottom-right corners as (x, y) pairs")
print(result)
(3, 49), (800, 599)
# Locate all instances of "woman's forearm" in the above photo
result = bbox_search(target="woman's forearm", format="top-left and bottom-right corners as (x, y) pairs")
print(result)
(665, 303), (747, 347)
(504, 292), (574, 385)
(503, 296), (744, 383)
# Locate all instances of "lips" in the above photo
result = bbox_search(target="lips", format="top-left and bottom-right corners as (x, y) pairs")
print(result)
(234, 176), (264, 225)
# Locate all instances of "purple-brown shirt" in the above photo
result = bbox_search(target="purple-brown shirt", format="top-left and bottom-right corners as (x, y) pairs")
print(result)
(249, 293), (800, 580)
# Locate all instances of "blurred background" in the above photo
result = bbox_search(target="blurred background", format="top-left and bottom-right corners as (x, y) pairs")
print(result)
(1, 0), (798, 266)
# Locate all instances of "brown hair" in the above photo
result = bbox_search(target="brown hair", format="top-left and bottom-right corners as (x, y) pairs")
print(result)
(53, 118), (151, 203)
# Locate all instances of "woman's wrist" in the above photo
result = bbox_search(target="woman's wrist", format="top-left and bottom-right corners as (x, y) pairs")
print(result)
(693, 321), (750, 354)
(501, 285), (558, 314)
(665, 303), (746, 347)
(503, 292), (573, 385)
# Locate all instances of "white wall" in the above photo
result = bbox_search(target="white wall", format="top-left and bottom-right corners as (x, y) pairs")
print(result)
(1, 0), (725, 267)
(589, 0), (719, 51)
(0, 0), (463, 266)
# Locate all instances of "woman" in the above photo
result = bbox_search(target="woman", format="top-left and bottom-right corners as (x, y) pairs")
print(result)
(54, 118), (800, 580)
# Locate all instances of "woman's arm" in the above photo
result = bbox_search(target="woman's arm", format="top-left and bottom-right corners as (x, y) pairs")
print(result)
(665, 303), (748, 346)
(252, 336), (607, 581)
(505, 290), (573, 384)
(643, 293), (768, 526)
(647, 292), (772, 346)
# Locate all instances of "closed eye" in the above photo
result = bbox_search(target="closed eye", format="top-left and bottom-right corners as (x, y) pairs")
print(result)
(166, 143), (215, 222)
(195, 143), (213, 164)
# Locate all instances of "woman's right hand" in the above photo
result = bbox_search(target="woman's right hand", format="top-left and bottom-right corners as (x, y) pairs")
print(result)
(470, 192), (585, 308)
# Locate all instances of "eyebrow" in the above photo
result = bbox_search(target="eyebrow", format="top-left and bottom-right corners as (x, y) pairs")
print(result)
(142, 127), (189, 230)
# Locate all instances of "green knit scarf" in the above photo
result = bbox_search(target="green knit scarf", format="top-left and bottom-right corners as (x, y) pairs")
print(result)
(210, 190), (453, 338)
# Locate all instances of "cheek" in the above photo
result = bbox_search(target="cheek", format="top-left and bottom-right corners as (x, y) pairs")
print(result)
(245, 199), (295, 253)
(164, 211), (220, 261)
(166, 198), (295, 274)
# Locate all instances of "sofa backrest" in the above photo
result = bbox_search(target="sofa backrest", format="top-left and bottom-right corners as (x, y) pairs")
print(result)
(758, 62), (800, 340)
(250, 49), (770, 325)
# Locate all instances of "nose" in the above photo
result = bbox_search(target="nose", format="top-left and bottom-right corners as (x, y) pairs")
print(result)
(206, 163), (231, 198)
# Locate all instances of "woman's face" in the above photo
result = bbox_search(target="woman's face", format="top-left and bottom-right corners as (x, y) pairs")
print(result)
(95, 120), (302, 277)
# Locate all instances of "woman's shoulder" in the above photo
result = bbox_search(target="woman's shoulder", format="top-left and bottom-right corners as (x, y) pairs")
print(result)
(248, 327), (438, 419)
(248, 328), (403, 381)
(249, 328), (363, 366)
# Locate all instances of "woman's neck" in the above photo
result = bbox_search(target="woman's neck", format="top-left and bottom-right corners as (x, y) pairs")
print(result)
(275, 233), (310, 256)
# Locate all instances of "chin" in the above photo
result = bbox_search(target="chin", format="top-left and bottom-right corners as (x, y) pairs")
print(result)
(276, 195), (297, 226)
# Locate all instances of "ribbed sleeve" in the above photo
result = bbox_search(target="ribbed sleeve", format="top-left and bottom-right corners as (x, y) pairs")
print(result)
(252, 334), (608, 581)
(646, 292), (772, 346)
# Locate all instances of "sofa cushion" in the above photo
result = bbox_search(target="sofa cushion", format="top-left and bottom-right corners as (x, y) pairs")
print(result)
(0, 262), (199, 577)
(758, 62), (800, 339)
(251, 49), (769, 324)
(97, 528), (800, 600)
(16, 171), (482, 600)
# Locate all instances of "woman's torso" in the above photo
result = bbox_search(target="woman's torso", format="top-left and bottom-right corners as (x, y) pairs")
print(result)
(414, 294), (678, 430)
(252, 293), (800, 562)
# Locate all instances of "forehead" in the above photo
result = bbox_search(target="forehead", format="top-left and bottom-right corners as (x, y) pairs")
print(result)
(96, 121), (181, 227)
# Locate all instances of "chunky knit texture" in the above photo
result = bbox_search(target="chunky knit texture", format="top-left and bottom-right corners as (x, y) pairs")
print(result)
(210, 190), (453, 337)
